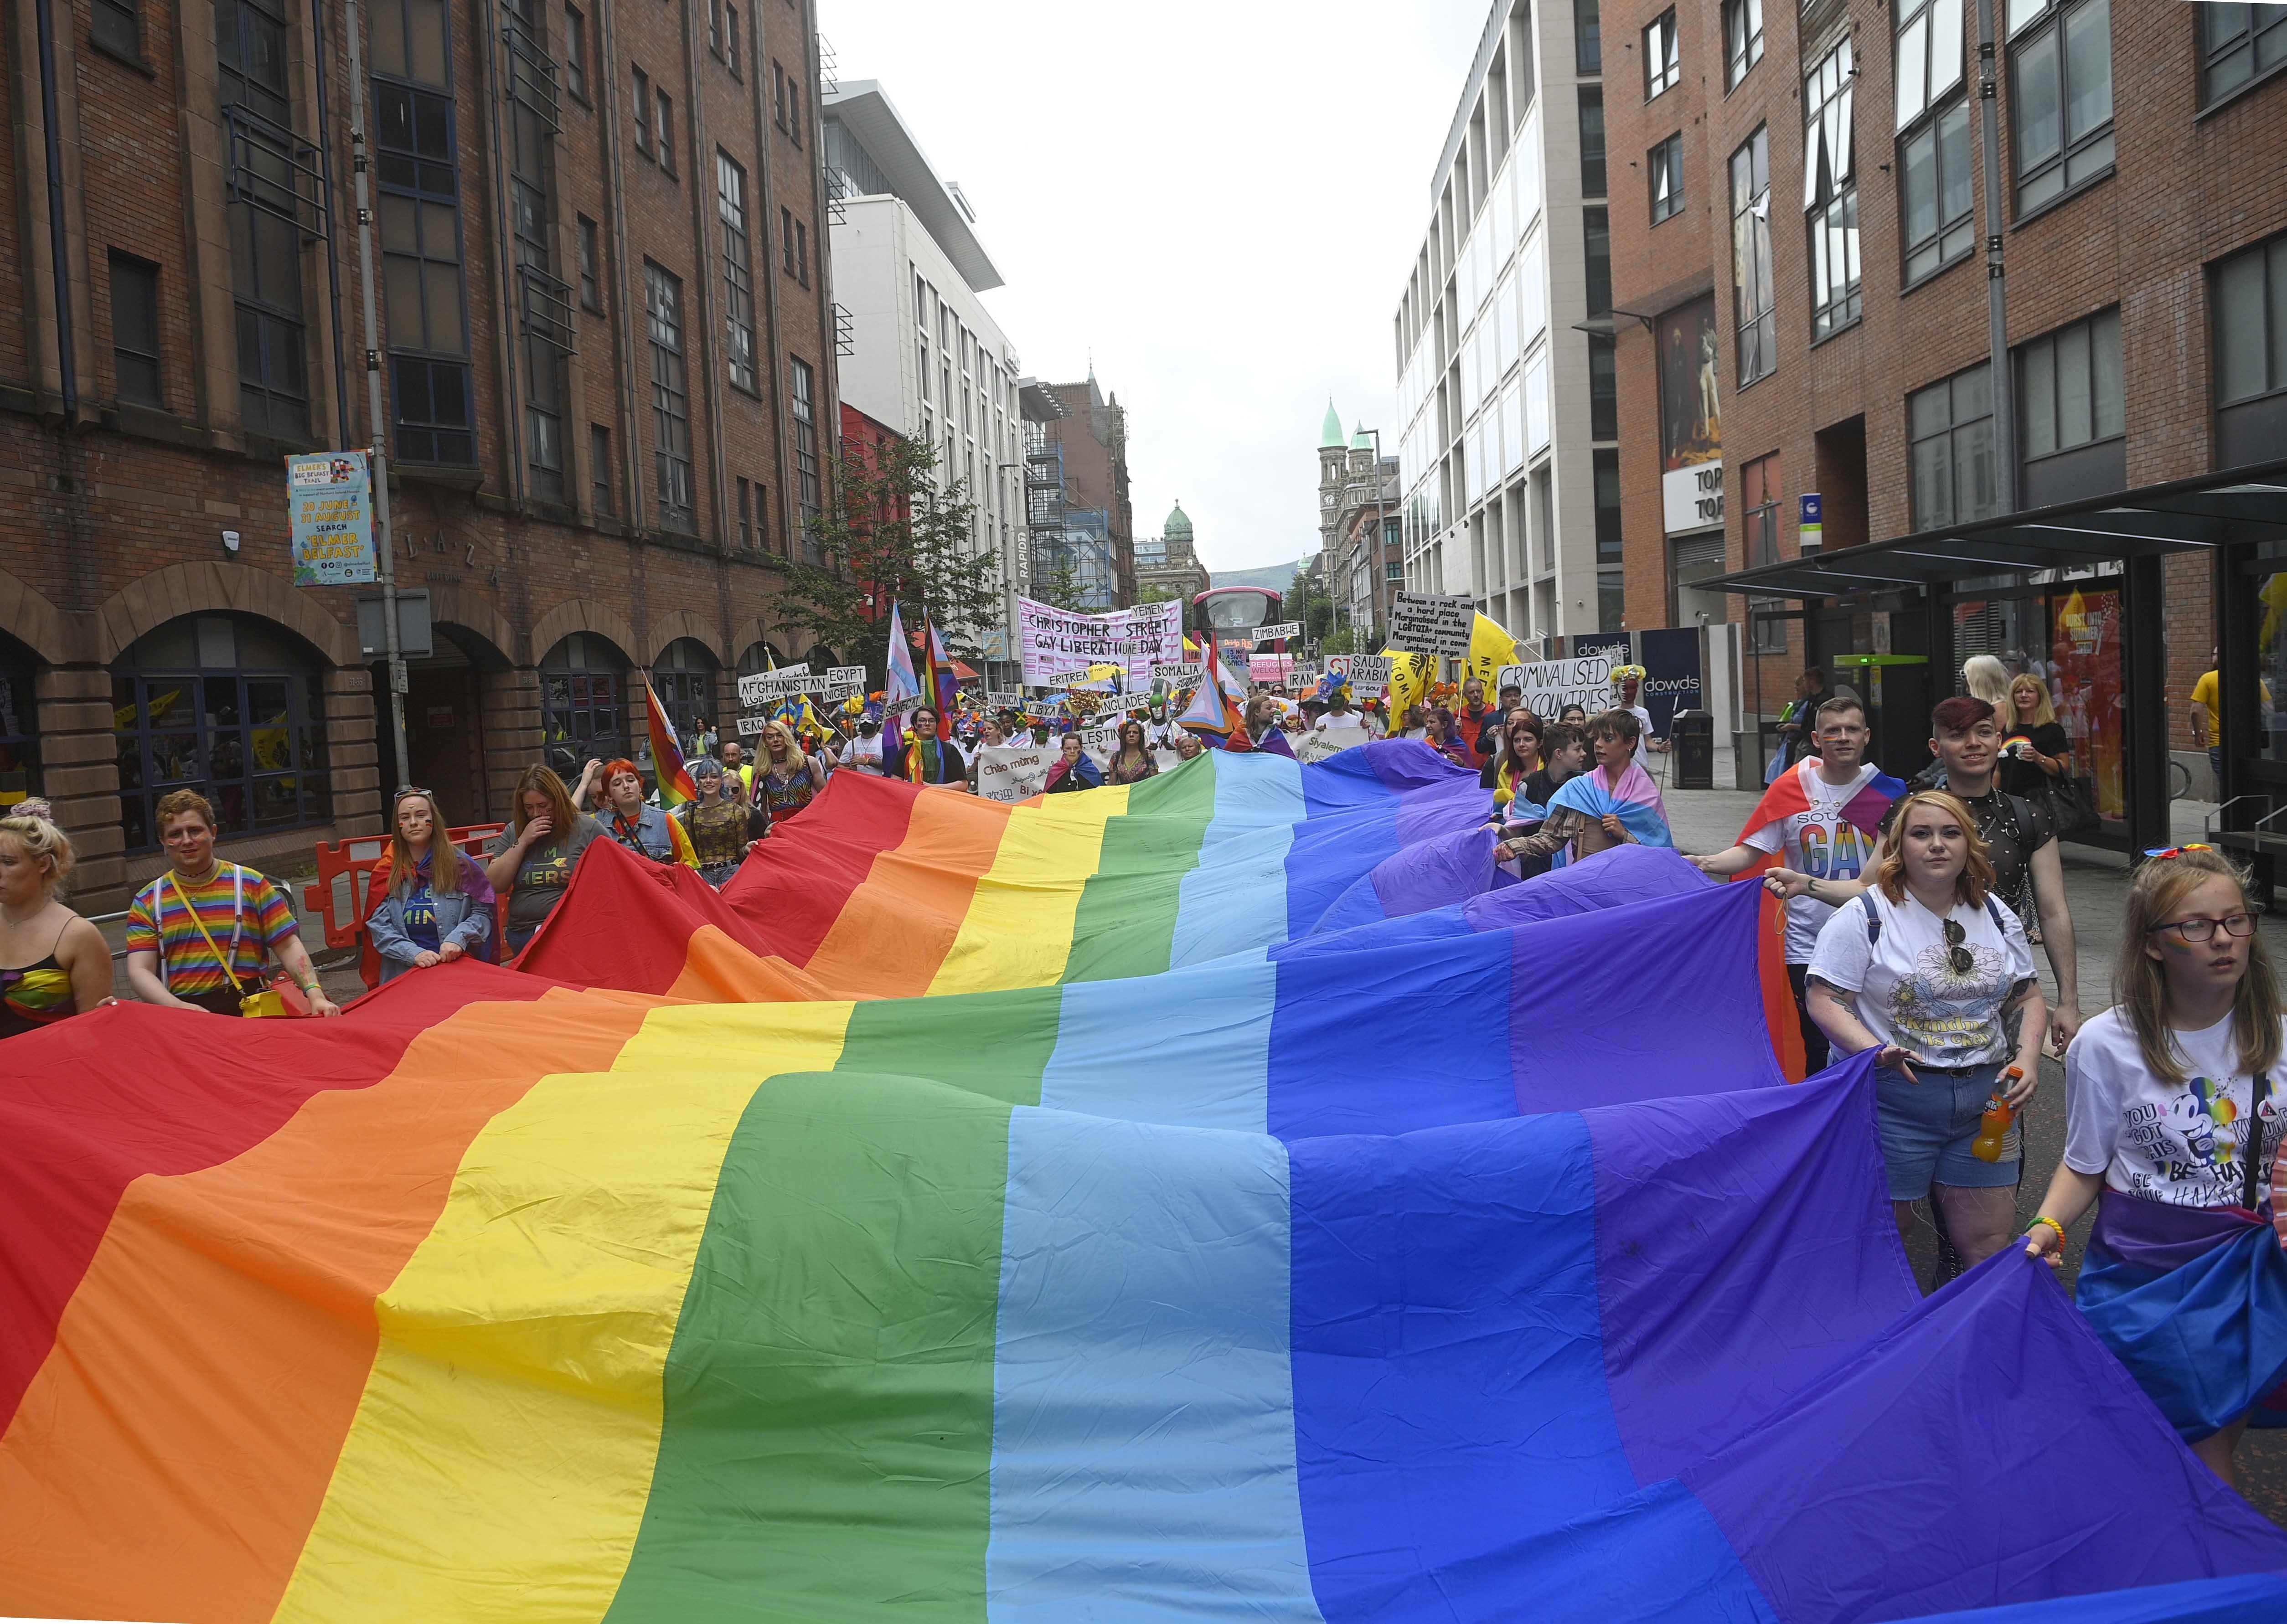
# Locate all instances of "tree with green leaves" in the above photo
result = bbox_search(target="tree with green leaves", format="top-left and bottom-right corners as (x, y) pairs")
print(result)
(1134, 583), (1179, 605)
(780, 436), (1005, 673)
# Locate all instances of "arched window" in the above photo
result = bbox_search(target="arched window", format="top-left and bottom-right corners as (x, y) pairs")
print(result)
(652, 637), (718, 746)
(539, 632), (627, 778)
(112, 614), (330, 850)
(0, 637), (38, 809)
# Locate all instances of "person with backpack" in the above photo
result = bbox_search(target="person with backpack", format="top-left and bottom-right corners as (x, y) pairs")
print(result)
(1803, 789), (2047, 1273)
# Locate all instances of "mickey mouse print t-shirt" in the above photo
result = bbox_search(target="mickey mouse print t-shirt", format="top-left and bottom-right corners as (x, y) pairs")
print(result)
(2063, 1007), (2287, 1209)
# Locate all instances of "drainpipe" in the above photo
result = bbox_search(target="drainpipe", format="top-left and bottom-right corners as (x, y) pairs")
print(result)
(33, 0), (76, 417)
(1974, 0), (2016, 514)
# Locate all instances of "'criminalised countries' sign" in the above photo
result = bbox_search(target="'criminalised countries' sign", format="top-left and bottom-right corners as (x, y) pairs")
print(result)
(1387, 592), (1473, 658)
(287, 452), (376, 586)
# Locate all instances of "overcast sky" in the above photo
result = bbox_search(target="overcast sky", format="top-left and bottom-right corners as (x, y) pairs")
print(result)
(818, 0), (1491, 574)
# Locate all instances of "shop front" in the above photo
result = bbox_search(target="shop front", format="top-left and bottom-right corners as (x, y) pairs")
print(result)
(1701, 460), (2287, 858)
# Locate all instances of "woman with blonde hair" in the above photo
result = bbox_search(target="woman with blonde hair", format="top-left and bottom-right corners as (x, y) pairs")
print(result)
(1961, 653), (2014, 710)
(756, 720), (829, 817)
(1805, 789), (2046, 1271)
(0, 803), (111, 1036)
(367, 788), (496, 981)
(483, 761), (607, 956)
(2027, 846), (2287, 1487)
(1998, 671), (2072, 799)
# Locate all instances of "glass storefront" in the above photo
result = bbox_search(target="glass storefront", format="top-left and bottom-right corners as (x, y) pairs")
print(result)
(1947, 572), (2125, 823)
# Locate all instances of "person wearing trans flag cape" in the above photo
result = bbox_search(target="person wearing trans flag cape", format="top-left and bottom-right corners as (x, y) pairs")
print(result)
(1497, 708), (1669, 868)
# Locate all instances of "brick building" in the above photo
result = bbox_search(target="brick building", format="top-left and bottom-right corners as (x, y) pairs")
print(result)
(1033, 373), (1135, 609)
(1, 0), (841, 910)
(1600, 0), (2287, 842)
(1316, 406), (1401, 647)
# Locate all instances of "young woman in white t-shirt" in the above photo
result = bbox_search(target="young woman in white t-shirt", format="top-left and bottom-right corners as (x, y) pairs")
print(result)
(2024, 846), (2287, 1488)
(1806, 789), (2046, 1272)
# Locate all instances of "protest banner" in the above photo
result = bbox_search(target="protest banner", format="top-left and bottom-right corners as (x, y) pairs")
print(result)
(1388, 592), (1473, 657)
(1502, 654), (1617, 721)
(736, 670), (820, 705)
(1254, 621), (1302, 643)
(1328, 654), (1393, 699)
(1294, 722), (1372, 765)
(1016, 597), (1183, 686)
(287, 452), (376, 586)
(972, 735), (1182, 801)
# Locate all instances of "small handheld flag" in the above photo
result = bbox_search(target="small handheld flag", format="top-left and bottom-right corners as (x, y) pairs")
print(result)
(642, 678), (698, 807)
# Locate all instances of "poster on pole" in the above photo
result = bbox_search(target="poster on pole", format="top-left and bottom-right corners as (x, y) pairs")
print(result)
(1015, 597), (1183, 686)
(1254, 621), (1303, 644)
(1388, 592), (1473, 658)
(287, 452), (376, 586)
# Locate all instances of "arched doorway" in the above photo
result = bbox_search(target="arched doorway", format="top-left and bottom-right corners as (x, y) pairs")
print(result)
(0, 632), (39, 809)
(387, 622), (514, 823)
(652, 638), (719, 757)
(111, 614), (332, 851)
(538, 631), (630, 781)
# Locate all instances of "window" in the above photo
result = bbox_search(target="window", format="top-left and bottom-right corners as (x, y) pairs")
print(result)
(2008, 0), (2113, 213)
(791, 355), (819, 529)
(92, 0), (141, 62)
(372, 8), (473, 467)
(563, 4), (586, 100)
(590, 423), (612, 515)
(708, 0), (723, 55)
(772, 59), (787, 130)
(1593, 448), (1623, 564)
(1908, 363), (1998, 529)
(1899, 97), (1973, 284)
(2018, 307), (2122, 460)
(1644, 9), (1679, 98)
(645, 261), (693, 530)
(503, 0), (564, 502)
(786, 76), (800, 148)
(1730, 126), (1775, 386)
(632, 66), (652, 156)
(1589, 334), (1616, 440)
(2210, 233), (2287, 467)
(2202, 4), (2287, 105)
(1724, 0), (1764, 88)
(538, 633), (625, 781)
(578, 214), (601, 309)
(725, 4), (740, 77)
(736, 476), (753, 547)
(781, 206), (796, 274)
(109, 251), (162, 407)
(1742, 451), (1781, 566)
(1895, 0), (1964, 127)
(1574, 0), (1600, 73)
(221, 0), (309, 441)
(652, 639), (716, 744)
(1804, 38), (1860, 340)
(1576, 88), (1605, 196)
(111, 616), (330, 851)
(656, 90), (675, 174)
(797, 219), (810, 286)
(1583, 207), (1611, 319)
(718, 152), (756, 392)
(1649, 132), (1684, 224)
(1386, 558), (1404, 583)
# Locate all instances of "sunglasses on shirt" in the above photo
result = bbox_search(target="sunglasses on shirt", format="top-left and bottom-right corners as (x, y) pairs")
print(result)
(1941, 918), (1974, 977)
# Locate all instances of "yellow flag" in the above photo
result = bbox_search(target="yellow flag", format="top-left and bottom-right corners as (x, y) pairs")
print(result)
(1466, 614), (1521, 689)
(1382, 648), (1431, 724)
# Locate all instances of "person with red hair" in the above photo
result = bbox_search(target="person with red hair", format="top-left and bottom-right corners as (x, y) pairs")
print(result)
(581, 757), (697, 869)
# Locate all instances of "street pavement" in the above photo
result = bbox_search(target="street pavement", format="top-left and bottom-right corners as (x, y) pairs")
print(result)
(1665, 758), (2287, 1522)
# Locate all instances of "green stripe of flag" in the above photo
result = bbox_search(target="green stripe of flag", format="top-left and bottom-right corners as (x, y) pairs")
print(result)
(1061, 757), (1218, 984)
(602, 1070), (1012, 1623)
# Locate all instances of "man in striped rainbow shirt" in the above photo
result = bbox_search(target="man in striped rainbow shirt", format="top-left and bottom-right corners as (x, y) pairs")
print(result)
(123, 789), (339, 1018)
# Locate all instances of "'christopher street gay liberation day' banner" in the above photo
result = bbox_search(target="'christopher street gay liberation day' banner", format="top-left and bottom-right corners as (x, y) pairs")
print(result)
(1015, 597), (1184, 688)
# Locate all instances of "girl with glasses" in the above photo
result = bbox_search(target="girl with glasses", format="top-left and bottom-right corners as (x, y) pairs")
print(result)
(2025, 846), (2286, 1490)
(1804, 789), (2046, 1272)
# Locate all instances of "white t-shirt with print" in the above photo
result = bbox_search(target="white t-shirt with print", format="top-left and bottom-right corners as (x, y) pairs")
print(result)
(1743, 761), (1886, 962)
(2063, 1006), (2287, 1209)
(839, 733), (886, 774)
(1626, 705), (1656, 773)
(1806, 888), (2036, 1067)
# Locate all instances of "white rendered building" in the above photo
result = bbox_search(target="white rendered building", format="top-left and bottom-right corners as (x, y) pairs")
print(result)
(1393, 0), (1622, 648)
(823, 82), (1026, 662)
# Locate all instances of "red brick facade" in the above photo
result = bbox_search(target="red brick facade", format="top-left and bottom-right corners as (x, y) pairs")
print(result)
(1603, 0), (2284, 730)
(0, 0), (841, 908)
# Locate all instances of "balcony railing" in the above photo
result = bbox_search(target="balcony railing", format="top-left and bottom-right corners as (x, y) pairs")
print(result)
(223, 103), (329, 242)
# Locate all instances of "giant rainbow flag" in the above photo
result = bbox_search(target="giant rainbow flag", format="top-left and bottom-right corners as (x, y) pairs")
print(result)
(5, 742), (2287, 1623)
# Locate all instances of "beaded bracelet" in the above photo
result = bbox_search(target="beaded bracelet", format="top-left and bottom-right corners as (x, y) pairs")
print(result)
(2027, 1215), (2066, 1246)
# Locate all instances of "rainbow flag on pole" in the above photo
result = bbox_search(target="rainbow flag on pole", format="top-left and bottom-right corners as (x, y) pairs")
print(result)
(642, 675), (697, 807)
(5, 743), (2287, 1622)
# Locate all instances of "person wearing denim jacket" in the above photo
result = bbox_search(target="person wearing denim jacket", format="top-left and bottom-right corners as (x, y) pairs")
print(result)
(367, 858), (494, 981)
(366, 789), (496, 982)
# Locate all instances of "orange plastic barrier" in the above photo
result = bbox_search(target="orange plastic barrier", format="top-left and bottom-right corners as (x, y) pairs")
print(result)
(303, 824), (505, 990)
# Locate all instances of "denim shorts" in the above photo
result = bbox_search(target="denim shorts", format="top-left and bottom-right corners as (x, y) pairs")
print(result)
(1874, 1061), (2018, 1199)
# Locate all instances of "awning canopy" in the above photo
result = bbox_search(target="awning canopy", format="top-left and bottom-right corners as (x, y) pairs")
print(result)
(1696, 458), (2287, 599)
